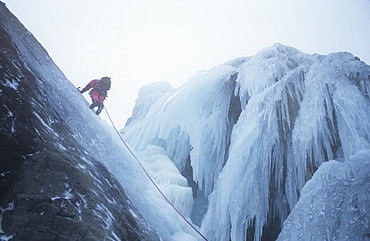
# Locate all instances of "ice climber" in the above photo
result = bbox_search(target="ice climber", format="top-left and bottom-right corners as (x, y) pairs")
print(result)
(79, 77), (111, 115)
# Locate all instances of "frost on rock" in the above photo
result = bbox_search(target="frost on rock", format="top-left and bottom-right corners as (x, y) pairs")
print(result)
(277, 150), (370, 241)
(236, 44), (311, 108)
(201, 54), (308, 241)
(123, 43), (370, 241)
(126, 81), (175, 126)
(124, 64), (239, 197)
(136, 145), (194, 218)
(287, 52), (370, 209)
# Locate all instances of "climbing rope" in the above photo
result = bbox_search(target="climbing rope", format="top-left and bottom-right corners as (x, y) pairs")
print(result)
(104, 107), (208, 241)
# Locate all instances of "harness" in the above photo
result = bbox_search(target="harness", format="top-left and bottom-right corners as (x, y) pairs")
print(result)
(89, 84), (108, 97)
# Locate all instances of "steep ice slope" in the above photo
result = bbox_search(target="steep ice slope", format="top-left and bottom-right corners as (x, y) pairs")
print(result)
(0, 3), (158, 240)
(0, 3), (197, 240)
(123, 43), (370, 240)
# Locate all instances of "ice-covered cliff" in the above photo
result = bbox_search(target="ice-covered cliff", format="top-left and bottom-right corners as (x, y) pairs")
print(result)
(123, 43), (370, 240)
(0, 3), (195, 241)
(1, 1), (369, 240)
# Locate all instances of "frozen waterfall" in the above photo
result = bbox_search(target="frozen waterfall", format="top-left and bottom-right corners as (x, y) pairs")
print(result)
(123, 43), (370, 241)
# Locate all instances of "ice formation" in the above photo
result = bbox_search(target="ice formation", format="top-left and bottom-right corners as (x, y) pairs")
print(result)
(2, 1), (369, 239)
(123, 43), (370, 241)
(277, 150), (370, 241)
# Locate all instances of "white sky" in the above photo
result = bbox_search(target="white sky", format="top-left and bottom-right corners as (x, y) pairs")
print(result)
(3, 0), (370, 128)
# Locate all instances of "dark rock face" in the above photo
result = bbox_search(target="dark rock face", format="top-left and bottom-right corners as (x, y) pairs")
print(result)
(0, 2), (159, 240)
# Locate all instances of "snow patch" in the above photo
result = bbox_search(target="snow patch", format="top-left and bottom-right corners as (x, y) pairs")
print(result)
(0, 201), (14, 239)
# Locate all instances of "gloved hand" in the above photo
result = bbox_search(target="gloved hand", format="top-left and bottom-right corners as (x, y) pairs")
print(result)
(77, 87), (87, 94)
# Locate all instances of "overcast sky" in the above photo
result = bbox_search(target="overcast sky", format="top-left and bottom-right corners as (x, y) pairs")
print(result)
(3, 0), (370, 128)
